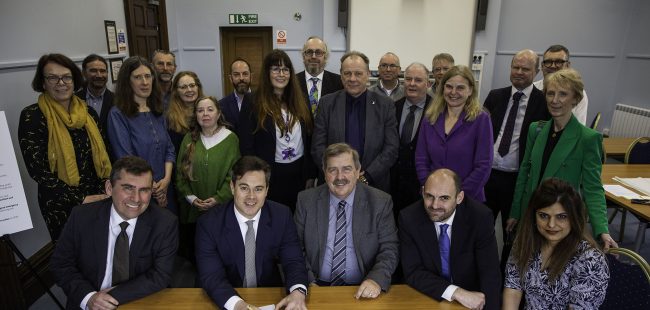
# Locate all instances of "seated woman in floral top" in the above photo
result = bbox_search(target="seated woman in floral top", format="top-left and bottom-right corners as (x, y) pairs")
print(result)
(503, 178), (609, 309)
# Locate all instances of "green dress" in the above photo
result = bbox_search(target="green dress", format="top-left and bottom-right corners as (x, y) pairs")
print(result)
(176, 129), (240, 224)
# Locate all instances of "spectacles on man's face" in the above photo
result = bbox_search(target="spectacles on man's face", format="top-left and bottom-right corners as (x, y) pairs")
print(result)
(45, 75), (73, 85)
(270, 66), (291, 75)
(177, 83), (197, 90)
(542, 59), (569, 68)
(303, 49), (325, 57)
(379, 63), (400, 70)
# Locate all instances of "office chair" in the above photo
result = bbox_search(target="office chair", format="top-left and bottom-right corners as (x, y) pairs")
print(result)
(600, 248), (650, 310)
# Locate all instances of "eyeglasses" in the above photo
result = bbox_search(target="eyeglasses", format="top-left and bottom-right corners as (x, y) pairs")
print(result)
(131, 74), (153, 82)
(270, 66), (291, 75)
(177, 83), (197, 90)
(379, 64), (400, 70)
(44, 75), (73, 85)
(542, 59), (569, 68)
(303, 49), (325, 57)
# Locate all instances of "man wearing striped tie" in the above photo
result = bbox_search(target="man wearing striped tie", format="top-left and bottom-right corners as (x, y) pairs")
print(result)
(294, 143), (398, 300)
(399, 168), (501, 310)
(296, 36), (343, 115)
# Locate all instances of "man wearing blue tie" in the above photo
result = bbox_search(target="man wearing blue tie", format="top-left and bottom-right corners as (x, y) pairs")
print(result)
(399, 168), (501, 310)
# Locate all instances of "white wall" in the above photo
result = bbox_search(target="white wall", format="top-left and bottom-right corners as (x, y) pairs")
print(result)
(0, 0), (128, 257)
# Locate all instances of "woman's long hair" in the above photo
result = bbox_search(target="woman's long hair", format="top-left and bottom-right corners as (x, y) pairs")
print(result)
(114, 56), (162, 117)
(510, 178), (600, 282)
(179, 96), (230, 181)
(424, 65), (483, 124)
(167, 71), (204, 133)
(253, 49), (312, 135)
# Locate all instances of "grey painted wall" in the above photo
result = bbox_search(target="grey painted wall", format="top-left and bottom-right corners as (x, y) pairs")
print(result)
(474, 0), (650, 132)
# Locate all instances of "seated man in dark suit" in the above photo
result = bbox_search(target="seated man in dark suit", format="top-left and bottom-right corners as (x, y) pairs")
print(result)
(219, 57), (252, 131)
(400, 168), (501, 310)
(50, 156), (179, 310)
(196, 156), (308, 310)
(295, 143), (398, 299)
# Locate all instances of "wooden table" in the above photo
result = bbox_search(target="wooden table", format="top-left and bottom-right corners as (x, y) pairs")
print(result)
(121, 285), (465, 309)
(603, 137), (637, 159)
(601, 164), (650, 251)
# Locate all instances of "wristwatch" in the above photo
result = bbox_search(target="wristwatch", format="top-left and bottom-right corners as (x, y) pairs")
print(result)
(293, 287), (308, 296)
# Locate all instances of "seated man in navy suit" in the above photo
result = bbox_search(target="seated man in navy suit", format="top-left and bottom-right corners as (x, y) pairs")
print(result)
(196, 156), (308, 310)
(400, 168), (501, 310)
(50, 156), (178, 310)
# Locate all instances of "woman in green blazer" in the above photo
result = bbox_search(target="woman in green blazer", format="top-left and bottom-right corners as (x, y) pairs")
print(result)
(506, 68), (617, 250)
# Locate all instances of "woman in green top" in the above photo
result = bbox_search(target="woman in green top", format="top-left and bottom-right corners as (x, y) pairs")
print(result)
(176, 96), (240, 259)
(506, 69), (617, 250)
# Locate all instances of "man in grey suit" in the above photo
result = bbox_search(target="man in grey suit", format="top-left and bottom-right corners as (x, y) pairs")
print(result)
(295, 143), (398, 299)
(311, 51), (399, 192)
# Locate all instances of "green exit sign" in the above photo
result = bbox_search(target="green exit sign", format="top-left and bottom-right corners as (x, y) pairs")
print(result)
(229, 14), (258, 24)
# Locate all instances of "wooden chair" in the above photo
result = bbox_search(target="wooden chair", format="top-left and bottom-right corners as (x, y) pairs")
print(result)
(600, 248), (650, 310)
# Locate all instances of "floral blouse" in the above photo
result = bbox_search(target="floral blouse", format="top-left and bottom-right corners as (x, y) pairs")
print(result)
(505, 240), (609, 309)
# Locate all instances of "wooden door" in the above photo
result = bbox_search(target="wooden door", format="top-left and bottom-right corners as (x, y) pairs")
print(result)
(220, 27), (273, 95)
(124, 0), (170, 60)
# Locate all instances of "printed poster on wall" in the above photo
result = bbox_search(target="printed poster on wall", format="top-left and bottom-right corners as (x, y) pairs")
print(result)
(0, 111), (33, 235)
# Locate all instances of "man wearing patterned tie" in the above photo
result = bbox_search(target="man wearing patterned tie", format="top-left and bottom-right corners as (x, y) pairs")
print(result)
(296, 36), (344, 114)
(483, 49), (550, 270)
(195, 156), (308, 310)
(295, 143), (398, 299)
(399, 168), (501, 310)
(50, 156), (178, 310)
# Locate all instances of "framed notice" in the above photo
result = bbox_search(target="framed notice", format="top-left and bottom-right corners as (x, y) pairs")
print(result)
(110, 58), (123, 83)
(104, 20), (118, 54)
(0, 111), (33, 236)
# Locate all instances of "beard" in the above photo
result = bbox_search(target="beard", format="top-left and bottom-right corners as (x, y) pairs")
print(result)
(234, 81), (249, 94)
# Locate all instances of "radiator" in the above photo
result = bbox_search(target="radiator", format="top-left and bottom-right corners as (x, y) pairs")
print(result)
(609, 103), (650, 138)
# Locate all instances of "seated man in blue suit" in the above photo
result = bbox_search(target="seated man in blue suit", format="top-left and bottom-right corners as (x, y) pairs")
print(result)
(400, 168), (501, 310)
(50, 156), (179, 310)
(196, 156), (308, 310)
(295, 143), (398, 299)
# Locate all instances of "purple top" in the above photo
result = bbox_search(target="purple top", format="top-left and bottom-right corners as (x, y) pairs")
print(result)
(107, 107), (176, 181)
(415, 109), (494, 201)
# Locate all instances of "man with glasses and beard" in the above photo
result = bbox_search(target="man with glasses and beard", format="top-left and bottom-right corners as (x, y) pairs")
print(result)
(296, 36), (343, 115)
(76, 54), (114, 132)
(219, 58), (252, 131)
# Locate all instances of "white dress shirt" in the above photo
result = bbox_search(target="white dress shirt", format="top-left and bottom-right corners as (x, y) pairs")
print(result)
(492, 84), (534, 172)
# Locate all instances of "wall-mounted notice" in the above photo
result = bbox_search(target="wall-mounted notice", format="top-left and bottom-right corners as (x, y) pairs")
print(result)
(0, 111), (33, 236)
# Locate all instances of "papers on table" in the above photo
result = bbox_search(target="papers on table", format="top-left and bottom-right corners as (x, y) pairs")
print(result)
(604, 184), (646, 199)
(612, 177), (650, 196)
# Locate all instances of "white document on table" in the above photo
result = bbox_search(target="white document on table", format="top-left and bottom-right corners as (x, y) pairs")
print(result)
(604, 184), (644, 199)
(259, 305), (275, 310)
(613, 177), (650, 196)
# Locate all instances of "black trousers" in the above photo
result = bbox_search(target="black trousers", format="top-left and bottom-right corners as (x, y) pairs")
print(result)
(484, 168), (518, 272)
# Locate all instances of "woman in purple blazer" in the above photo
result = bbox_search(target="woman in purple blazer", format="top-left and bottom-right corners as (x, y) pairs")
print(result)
(415, 65), (493, 201)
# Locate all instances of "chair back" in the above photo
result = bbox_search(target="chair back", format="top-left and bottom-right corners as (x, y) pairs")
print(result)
(624, 137), (650, 164)
(590, 112), (602, 130)
(600, 248), (650, 310)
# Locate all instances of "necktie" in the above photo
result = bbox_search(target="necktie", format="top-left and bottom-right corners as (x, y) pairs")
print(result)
(331, 200), (347, 286)
(497, 91), (524, 157)
(244, 220), (257, 288)
(309, 77), (319, 114)
(112, 221), (130, 286)
(400, 105), (418, 145)
(439, 224), (451, 281)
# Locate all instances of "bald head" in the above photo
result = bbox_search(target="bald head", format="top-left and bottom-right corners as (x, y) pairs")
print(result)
(510, 49), (539, 90)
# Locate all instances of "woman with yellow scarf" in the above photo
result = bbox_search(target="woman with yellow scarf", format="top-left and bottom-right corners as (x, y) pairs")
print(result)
(18, 54), (111, 240)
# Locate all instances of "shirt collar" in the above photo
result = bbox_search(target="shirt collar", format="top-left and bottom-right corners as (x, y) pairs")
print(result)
(511, 83), (534, 99)
(306, 71), (325, 81)
(379, 79), (399, 92)
(87, 87), (107, 99)
(434, 208), (457, 227)
(405, 96), (427, 109)
(110, 204), (138, 231)
(329, 186), (357, 207)
(233, 204), (262, 225)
